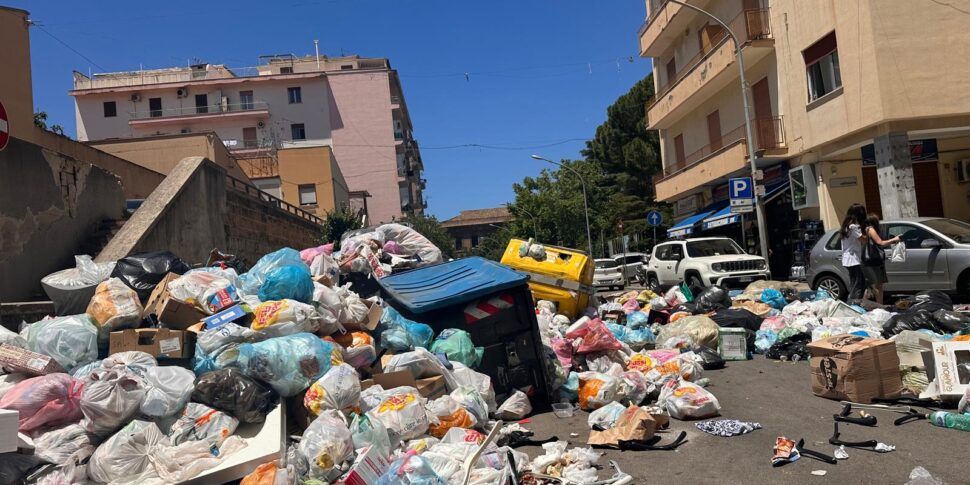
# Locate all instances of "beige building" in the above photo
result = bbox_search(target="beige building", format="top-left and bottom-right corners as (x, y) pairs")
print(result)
(639, 0), (970, 277)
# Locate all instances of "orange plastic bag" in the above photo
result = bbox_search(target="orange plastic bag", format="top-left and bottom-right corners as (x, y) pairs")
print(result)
(240, 462), (287, 485)
(427, 395), (477, 438)
(577, 372), (619, 410)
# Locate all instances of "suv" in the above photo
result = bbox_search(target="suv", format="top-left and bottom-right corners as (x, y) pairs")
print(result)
(645, 237), (770, 290)
(613, 252), (649, 282)
(807, 217), (970, 301)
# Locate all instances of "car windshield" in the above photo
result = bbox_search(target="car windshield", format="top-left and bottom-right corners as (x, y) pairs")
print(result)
(620, 256), (643, 264)
(595, 260), (619, 269)
(686, 239), (743, 257)
(922, 219), (970, 244)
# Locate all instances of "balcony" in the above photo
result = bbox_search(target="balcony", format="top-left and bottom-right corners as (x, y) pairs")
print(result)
(645, 8), (773, 130)
(640, 0), (696, 57)
(128, 101), (270, 127)
(654, 117), (786, 202)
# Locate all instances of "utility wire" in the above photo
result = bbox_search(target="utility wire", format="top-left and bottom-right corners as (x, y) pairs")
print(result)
(32, 22), (107, 72)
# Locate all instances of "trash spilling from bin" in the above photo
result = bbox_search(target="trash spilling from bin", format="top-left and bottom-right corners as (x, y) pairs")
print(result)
(2, 231), (970, 483)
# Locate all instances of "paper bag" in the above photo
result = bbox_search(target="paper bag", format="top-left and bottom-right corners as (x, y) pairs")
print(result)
(587, 405), (658, 445)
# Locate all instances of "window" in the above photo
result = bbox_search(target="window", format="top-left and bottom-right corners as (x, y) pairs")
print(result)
(239, 90), (254, 110)
(252, 177), (281, 199)
(149, 97), (162, 117)
(103, 101), (117, 118)
(280, 66), (293, 74)
(242, 127), (258, 148)
(340, 65), (354, 70)
(595, 260), (619, 269)
(803, 32), (842, 102)
(471, 236), (480, 247)
(298, 184), (317, 206)
(287, 87), (302, 104)
(455, 238), (462, 250)
(290, 123), (306, 140)
(885, 224), (939, 250)
(686, 239), (744, 257)
(825, 233), (842, 251)
(923, 219), (970, 244)
(195, 94), (208, 114)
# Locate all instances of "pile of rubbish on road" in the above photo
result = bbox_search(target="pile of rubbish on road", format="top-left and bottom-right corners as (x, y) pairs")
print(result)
(3, 229), (970, 484)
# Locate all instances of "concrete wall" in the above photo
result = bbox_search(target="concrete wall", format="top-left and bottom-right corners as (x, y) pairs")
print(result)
(0, 7), (38, 145)
(97, 157), (323, 267)
(0, 136), (125, 301)
(89, 132), (251, 182)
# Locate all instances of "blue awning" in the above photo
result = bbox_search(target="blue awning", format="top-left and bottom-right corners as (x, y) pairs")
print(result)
(762, 180), (790, 203)
(667, 202), (725, 238)
(702, 205), (741, 230)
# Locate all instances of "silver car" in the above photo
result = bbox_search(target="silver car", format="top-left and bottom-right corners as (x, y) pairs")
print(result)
(806, 217), (970, 300)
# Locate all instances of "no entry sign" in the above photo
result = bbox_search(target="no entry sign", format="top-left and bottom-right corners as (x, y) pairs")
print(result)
(0, 101), (9, 151)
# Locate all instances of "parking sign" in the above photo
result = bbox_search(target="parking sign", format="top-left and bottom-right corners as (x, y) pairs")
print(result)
(729, 177), (754, 213)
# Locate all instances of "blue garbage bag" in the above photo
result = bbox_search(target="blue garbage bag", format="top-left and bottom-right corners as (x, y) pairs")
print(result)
(216, 333), (337, 397)
(557, 371), (579, 402)
(257, 265), (313, 303)
(815, 288), (833, 300)
(754, 329), (778, 353)
(379, 307), (434, 352)
(627, 311), (649, 329)
(607, 323), (655, 348)
(760, 288), (787, 310)
(375, 452), (444, 485)
(240, 248), (306, 296)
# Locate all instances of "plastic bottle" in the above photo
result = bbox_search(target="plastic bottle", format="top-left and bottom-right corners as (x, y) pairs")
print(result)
(928, 411), (970, 432)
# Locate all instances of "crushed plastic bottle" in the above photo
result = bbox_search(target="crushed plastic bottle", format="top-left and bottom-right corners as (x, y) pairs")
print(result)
(929, 411), (970, 432)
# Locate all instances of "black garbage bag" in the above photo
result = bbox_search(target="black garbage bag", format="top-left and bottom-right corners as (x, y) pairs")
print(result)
(669, 302), (699, 315)
(709, 308), (763, 332)
(932, 309), (970, 333)
(765, 333), (811, 361)
(910, 290), (953, 314)
(111, 251), (190, 302)
(191, 368), (277, 423)
(882, 309), (943, 337)
(692, 345), (725, 370)
(694, 286), (732, 313)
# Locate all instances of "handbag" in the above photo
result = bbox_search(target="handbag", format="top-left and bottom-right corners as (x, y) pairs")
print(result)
(862, 235), (885, 266)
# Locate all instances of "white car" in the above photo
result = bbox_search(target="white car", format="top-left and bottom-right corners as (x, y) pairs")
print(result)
(613, 252), (649, 282)
(594, 258), (626, 291)
(645, 237), (770, 290)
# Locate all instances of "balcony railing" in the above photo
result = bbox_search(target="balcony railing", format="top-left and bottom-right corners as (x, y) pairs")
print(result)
(130, 101), (269, 121)
(658, 116), (785, 181)
(226, 174), (324, 225)
(648, 8), (771, 110)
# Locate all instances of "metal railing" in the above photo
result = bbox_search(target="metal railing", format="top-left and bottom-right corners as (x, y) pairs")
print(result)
(658, 116), (785, 182)
(225, 174), (324, 225)
(646, 8), (771, 113)
(130, 101), (269, 120)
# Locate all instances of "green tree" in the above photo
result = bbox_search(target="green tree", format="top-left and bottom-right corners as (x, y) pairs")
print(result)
(469, 232), (508, 262)
(321, 205), (363, 249)
(33, 111), (65, 136)
(399, 213), (457, 259)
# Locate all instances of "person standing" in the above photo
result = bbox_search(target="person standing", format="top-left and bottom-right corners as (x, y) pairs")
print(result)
(840, 203), (868, 300)
(862, 213), (901, 304)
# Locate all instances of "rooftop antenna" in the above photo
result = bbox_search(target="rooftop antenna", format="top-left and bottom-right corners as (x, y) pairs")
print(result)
(314, 39), (320, 69)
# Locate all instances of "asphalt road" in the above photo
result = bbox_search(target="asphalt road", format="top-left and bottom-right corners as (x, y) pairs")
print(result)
(518, 356), (963, 485)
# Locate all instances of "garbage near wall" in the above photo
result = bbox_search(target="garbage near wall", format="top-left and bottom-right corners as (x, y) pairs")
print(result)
(3, 230), (970, 484)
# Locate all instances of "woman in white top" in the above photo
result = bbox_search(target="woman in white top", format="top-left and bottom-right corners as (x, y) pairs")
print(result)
(840, 203), (868, 300)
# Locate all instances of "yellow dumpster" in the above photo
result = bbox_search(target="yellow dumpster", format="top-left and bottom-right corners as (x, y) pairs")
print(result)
(500, 239), (594, 319)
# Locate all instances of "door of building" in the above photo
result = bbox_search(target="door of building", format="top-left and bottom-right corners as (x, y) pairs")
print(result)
(707, 110), (722, 152)
(665, 58), (677, 88)
(862, 166), (882, 218)
(752, 77), (775, 149)
(242, 127), (258, 148)
(673, 134), (686, 169)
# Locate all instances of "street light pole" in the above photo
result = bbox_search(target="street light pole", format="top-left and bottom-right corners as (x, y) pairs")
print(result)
(503, 203), (538, 239)
(665, 0), (770, 261)
(531, 155), (594, 257)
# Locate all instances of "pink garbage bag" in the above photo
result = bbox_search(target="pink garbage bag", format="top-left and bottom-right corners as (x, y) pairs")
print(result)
(0, 374), (84, 433)
(300, 245), (329, 265)
(622, 298), (641, 315)
(383, 240), (403, 255)
(575, 318), (623, 354)
(551, 337), (574, 370)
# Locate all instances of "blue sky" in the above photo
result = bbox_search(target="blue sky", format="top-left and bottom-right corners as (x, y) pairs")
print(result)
(14, 0), (652, 220)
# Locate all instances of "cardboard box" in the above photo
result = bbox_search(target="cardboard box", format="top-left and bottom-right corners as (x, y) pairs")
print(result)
(338, 445), (392, 485)
(929, 341), (970, 400)
(109, 328), (194, 359)
(718, 327), (748, 361)
(156, 296), (208, 330)
(361, 371), (447, 400)
(0, 409), (19, 453)
(142, 272), (180, 318)
(0, 343), (65, 376)
(342, 299), (384, 332)
(807, 335), (902, 403)
(203, 305), (249, 330)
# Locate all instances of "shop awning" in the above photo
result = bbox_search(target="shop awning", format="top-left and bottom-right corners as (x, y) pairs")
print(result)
(667, 202), (725, 238)
(762, 180), (790, 203)
(702, 206), (741, 230)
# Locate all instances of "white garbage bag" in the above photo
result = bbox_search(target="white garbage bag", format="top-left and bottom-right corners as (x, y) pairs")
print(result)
(101, 351), (158, 378)
(299, 410), (354, 480)
(367, 386), (429, 440)
(168, 403), (239, 446)
(890, 242), (907, 263)
(251, 299), (324, 337)
(149, 435), (247, 483)
(24, 314), (99, 373)
(86, 277), (143, 337)
(496, 390), (533, 421)
(86, 420), (168, 484)
(658, 378), (721, 420)
(80, 369), (147, 436)
(304, 363), (361, 416)
(383, 348), (460, 392)
(141, 366), (195, 418)
(451, 362), (497, 412)
(33, 423), (96, 466)
(376, 223), (443, 264)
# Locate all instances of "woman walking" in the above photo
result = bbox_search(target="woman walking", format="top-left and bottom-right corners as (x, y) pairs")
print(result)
(840, 204), (868, 300)
(862, 213), (901, 304)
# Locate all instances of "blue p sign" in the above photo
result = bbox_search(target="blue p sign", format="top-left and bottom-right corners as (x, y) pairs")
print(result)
(729, 177), (753, 200)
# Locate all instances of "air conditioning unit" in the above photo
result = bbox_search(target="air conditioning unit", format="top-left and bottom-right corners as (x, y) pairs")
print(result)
(176, 87), (189, 98)
(130, 93), (141, 102)
(257, 121), (265, 128)
(958, 159), (970, 183)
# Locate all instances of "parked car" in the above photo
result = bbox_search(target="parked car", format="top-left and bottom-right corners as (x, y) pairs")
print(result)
(612, 252), (650, 283)
(806, 217), (970, 301)
(594, 258), (626, 291)
(645, 237), (770, 290)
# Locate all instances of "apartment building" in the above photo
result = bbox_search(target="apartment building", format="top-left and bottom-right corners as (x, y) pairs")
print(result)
(639, 0), (970, 278)
(71, 54), (425, 223)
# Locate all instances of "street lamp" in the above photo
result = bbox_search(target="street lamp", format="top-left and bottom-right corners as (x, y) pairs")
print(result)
(502, 203), (538, 239)
(665, 0), (770, 260)
(531, 154), (594, 256)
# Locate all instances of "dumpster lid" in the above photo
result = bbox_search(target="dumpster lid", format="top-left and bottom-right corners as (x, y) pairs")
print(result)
(378, 257), (527, 313)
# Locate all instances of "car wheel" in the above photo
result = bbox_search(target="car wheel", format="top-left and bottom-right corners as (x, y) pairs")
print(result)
(815, 275), (846, 301)
(648, 275), (660, 290)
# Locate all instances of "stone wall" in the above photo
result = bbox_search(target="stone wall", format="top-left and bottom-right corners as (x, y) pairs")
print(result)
(225, 187), (322, 265)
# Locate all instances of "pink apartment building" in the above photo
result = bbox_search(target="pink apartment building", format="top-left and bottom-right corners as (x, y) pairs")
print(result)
(71, 54), (425, 223)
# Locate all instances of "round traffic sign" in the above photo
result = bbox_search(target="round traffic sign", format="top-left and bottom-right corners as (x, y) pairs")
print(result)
(0, 101), (9, 151)
(647, 210), (663, 227)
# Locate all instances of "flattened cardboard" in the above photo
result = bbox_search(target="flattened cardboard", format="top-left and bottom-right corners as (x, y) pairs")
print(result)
(109, 328), (194, 359)
(930, 341), (970, 400)
(807, 335), (902, 403)
(360, 371), (446, 399)
(0, 343), (65, 376)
